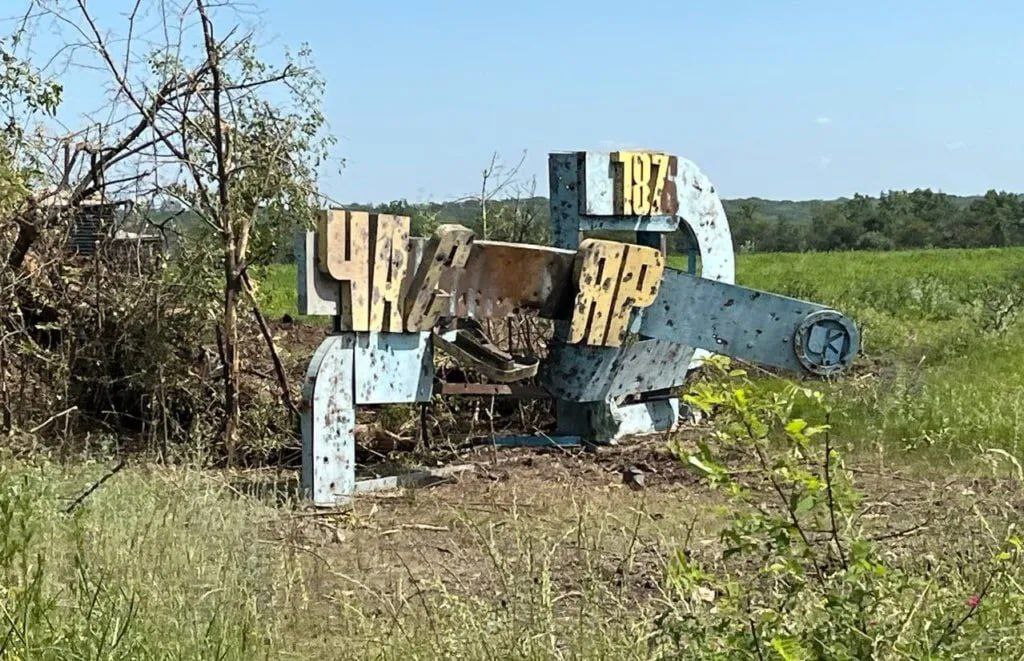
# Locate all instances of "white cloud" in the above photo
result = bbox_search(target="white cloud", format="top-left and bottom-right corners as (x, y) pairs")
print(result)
(814, 116), (832, 125)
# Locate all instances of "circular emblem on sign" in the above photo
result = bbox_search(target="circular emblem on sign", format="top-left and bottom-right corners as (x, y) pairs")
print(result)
(793, 310), (859, 376)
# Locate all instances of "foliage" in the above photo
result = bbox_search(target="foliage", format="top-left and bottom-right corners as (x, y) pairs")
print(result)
(0, 38), (61, 228)
(346, 181), (549, 244)
(0, 45), (61, 118)
(162, 39), (331, 266)
(652, 357), (1024, 658)
(732, 189), (1024, 253)
(0, 2), (326, 464)
(0, 230), (297, 462)
(332, 187), (1023, 255)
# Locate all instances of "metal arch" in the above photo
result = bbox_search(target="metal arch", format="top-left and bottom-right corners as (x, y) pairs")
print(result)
(675, 157), (735, 284)
(674, 158), (736, 368)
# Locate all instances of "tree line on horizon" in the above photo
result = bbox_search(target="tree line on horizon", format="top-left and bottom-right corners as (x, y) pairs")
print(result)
(727, 189), (1024, 253)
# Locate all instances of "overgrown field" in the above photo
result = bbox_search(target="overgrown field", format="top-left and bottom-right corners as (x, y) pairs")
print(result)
(4, 247), (1023, 658)
(725, 248), (1024, 460)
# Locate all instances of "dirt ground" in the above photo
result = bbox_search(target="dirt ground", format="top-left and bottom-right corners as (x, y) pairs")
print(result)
(248, 429), (1024, 629)
(259, 318), (1024, 652)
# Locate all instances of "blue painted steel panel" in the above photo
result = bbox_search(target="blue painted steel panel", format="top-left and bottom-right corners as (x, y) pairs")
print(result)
(295, 230), (341, 316)
(544, 338), (695, 402)
(301, 334), (356, 506)
(547, 151), (688, 441)
(354, 331), (433, 404)
(548, 152), (584, 250)
(640, 270), (858, 373)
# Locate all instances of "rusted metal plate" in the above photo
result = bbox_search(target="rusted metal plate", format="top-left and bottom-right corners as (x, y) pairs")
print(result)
(398, 237), (426, 319)
(569, 239), (664, 346)
(439, 382), (551, 398)
(441, 240), (577, 319)
(354, 331), (433, 404)
(301, 334), (355, 506)
(309, 219), (579, 325)
(544, 338), (695, 402)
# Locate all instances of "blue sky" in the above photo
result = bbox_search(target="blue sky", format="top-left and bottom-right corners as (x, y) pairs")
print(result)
(18, 1), (1024, 203)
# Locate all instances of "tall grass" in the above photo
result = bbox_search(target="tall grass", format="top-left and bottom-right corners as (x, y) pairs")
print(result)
(0, 457), (300, 658)
(6, 451), (1020, 658)
(0, 456), (706, 659)
(717, 248), (1024, 459)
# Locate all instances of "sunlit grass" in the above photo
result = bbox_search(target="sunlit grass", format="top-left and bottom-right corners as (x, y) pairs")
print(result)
(695, 247), (1024, 458)
(0, 458), (298, 658)
(9, 247), (1024, 656)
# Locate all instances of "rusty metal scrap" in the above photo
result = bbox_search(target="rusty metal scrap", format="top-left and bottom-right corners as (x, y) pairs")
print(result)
(404, 224), (474, 331)
(442, 240), (576, 319)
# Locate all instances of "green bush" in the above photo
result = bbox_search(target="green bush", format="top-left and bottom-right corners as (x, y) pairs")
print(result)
(654, 358), (1024, 658)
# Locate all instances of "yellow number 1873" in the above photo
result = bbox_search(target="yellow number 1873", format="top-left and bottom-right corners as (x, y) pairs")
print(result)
(612, 151), (671, 216)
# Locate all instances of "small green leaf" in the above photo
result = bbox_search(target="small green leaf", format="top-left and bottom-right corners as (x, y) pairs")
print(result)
(770, 636), (809, 661)
(785, 419), (808, 435)
(795, 495), (816, 514)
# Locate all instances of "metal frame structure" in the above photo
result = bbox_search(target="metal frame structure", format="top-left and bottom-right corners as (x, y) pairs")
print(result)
(297, 150), (860, 506)
(543, 152), (736, 442)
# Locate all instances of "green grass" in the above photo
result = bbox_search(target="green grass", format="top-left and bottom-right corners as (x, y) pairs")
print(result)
(0, 459), (297, 658)
(252, 264), (300, 322)
(717, 248), (1024, 459)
